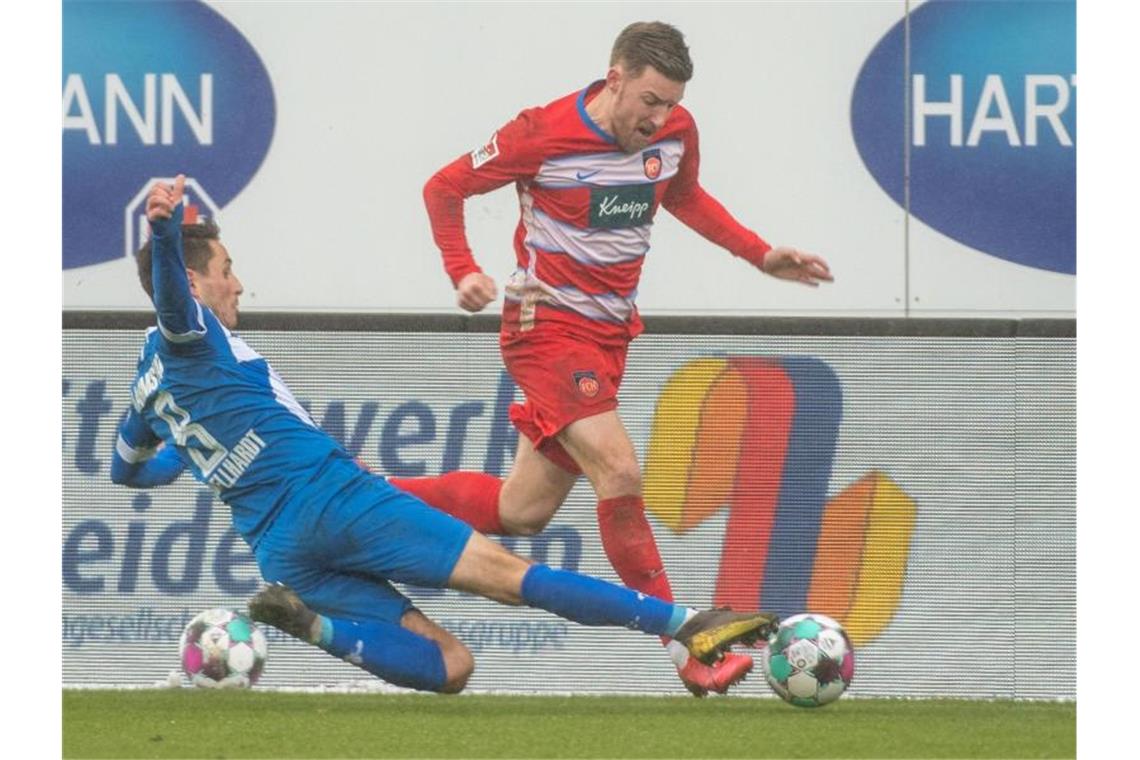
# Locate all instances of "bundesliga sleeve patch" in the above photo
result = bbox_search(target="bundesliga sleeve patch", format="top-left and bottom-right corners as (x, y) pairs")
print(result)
(470, 132), (500, 169)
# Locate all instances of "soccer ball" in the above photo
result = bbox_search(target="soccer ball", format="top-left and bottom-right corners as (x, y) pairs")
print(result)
(179, 608), (268, 688)
(761, 612), (854, 707)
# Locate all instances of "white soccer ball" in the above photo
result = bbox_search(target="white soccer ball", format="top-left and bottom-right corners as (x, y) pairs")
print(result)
(761, 612), (855, 707)
(179, 608), (268, 689)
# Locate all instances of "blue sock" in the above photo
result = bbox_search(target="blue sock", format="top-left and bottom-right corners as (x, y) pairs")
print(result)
(520, 565), (691, 635)
(316, 615), (447, 692)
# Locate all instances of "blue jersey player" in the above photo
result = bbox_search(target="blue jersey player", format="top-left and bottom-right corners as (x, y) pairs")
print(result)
(110, 175), (778, 693)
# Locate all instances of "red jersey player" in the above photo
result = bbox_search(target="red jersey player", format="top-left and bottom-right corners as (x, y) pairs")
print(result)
(395, 21), (832, 697)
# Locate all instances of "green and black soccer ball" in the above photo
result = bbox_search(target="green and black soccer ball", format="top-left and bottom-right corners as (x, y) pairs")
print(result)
(761, 612), (855, 707)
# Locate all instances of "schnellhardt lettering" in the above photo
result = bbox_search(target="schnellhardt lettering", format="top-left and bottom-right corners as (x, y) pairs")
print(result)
(132, 355), (164, 411)
(208, 429), (266, 490)
(597, 194), (650, 222)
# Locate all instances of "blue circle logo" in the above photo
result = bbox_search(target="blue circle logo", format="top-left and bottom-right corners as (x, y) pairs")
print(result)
(63, 1), (275, 270)
(851, 1), (1075, 274)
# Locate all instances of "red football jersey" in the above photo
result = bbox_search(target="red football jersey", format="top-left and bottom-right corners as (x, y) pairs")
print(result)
(424, 81), (770, 340)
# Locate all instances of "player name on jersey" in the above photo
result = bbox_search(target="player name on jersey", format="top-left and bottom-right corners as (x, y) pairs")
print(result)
(132, 355), (165, 411)
(207, 428), (267, 491)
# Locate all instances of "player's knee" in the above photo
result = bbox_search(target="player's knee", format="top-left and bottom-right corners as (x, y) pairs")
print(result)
(438, 641), (475, 694)
(498, 490), (563, 536)
(597, 457), (641, 497)
(500, 511), (551, 536)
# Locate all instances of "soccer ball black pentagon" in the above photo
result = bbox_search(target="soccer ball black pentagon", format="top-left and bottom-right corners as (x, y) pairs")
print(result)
(761, 612), (854, 707)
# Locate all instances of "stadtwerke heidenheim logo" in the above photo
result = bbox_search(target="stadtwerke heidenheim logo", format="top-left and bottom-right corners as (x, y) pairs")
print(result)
(62, 0), (275, 270)
(851, 0), (1075, 275)
(644, 356), (917, 648)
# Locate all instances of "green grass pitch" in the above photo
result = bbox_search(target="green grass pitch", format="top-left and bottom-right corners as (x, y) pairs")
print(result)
(63, 690), (1075, 759)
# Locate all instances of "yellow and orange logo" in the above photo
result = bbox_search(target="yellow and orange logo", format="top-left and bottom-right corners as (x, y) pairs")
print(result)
(644, 356), (915, 646)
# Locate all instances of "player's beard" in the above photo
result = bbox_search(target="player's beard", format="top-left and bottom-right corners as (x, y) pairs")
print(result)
(615, 124), (642, 153)
(618, 121), (655, 153)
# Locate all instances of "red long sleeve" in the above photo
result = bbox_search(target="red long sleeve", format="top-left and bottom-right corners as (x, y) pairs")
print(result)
(661, 123), (771, 269)
(664, 184), (771, 268)
(422, 160), (485, 287)
(423, 114), (546, 287)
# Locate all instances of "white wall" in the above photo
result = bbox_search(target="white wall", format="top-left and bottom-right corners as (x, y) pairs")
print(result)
(61, 1), (1074, 317)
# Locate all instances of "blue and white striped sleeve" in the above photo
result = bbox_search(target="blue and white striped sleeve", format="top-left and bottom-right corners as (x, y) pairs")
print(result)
(149, 203), (207, 344)
(111, 407), (186, 488)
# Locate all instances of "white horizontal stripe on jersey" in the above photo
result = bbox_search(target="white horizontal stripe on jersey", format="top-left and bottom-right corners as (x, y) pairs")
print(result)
(526, 207), (650, 266)
(156, 301), (207, 343)
(504, 269), (636, 324)
(553, 287), (635, 323)
(116, 434), (159, 464)
(533, 139), (683, 188)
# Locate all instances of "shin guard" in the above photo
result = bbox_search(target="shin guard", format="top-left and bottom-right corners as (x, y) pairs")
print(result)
(597, 495), (674, 603)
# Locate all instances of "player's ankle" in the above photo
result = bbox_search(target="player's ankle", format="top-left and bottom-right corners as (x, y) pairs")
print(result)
(312, 615), (330, 645)
(665, 638), (691, 668)
(664, 606), (698, 637)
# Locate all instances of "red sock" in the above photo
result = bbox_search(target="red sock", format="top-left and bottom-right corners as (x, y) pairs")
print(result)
(388, 472), (504, 534)
(596, 495), (674, 604)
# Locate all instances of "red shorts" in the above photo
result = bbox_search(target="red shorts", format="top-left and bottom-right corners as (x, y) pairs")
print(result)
(500, 328), (629, 474)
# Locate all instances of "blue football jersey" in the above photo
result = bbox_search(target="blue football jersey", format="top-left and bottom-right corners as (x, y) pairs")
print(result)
(113, 205), (352, 545)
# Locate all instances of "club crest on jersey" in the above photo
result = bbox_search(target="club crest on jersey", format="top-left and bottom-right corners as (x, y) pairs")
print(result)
(573, 370), (600, 398)
(642, 148), (662, 180)
(470, 132), (500, 169)
(128, 177), (220, 262)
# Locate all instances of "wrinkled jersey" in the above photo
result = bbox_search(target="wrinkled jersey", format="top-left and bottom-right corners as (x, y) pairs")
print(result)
(425, 80), (769, 341)
(115, 210), (350, 545)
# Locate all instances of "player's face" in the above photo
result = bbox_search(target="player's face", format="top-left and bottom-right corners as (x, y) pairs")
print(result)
(191, 241), (244, 329)
(611, 65), (685, 153)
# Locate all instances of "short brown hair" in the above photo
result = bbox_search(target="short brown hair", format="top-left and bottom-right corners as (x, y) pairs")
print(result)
(610, 21), (693, 82)
(135, 217), (221, 300)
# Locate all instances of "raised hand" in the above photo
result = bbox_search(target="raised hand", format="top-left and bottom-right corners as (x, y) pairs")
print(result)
(145, 174), (186, 222)
(761, 246), (834, 287)
(456, 271), (498, 312)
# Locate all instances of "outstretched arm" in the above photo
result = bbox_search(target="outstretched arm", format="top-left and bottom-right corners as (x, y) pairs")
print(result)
(663, 127), (832, 287)
(147, 175), (208, 342)
(669, 189), (833, 286)
(758, 246), (834, 287)
(110, 407), (186, 488)
(664, 182), (773, 268)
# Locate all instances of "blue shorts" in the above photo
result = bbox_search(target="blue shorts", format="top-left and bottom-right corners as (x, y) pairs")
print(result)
(254, 457), (474, 624)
